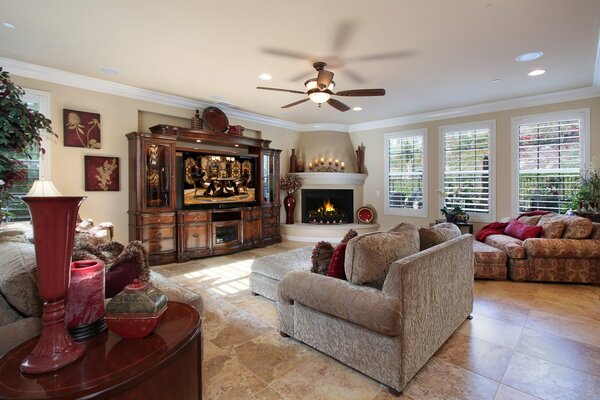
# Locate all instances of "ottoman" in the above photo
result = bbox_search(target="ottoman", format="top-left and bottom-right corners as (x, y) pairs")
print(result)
(473, 240), (508, 280)
(249, 247), (313, 300)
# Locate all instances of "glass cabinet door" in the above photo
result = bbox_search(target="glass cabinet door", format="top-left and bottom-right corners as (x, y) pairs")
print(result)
(262, 153), (275, 203)
(145, 142), (172, 209)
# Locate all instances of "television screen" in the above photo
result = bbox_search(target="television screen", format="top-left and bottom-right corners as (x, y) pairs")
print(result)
(181, 151), (257, 208)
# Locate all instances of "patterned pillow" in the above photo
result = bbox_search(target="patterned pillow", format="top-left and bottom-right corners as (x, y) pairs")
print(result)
(562, 216), (593, 239)
(311, 241), (335, 275)
(326, 243), (348, 280)
(540, 219), (565, 239)
(517, 215), (543, 226)
(310, 229), (358, 275)
(418, 222), (462, 251)
(345, 223), (419, 287)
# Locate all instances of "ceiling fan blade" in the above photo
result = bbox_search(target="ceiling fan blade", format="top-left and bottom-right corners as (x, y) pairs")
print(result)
(317, 70), (334, 90)
(341, 68), (365, 83)
(335, 89), (386, 97)
(327, 98), (350, 112)
(331, 20), (358, 53)
(345, 50), (415, 62)
(282, 98), (309, 109)
(261, 47), (312, 60)
(256, 86), (306, 94)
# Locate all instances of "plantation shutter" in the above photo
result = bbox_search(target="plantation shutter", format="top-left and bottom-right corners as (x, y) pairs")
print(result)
(387, 133), (424, 212)
(442, 127), (491, 218)
(517, 118), (581, 214)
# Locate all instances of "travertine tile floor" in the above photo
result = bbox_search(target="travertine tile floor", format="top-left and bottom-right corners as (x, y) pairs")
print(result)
(152, 241), (600, 400)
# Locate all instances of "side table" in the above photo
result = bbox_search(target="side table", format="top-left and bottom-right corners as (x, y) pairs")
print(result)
(431, 219), (474, 234)
(0, 301), (202, 400)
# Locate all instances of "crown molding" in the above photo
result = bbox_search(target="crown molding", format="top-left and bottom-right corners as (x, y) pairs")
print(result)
(0, 57), (303, 132)
(347, 86), (600, 132)
(2, 57), (599, 135)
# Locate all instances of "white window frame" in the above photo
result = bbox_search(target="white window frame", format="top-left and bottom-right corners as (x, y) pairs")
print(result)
(384, 128), (428, 217)
(22, 88), (52, 180)
(511, 108), (590, 216)
(438, 120), (496, 223)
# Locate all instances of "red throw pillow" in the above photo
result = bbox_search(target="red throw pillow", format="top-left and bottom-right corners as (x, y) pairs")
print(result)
(504, 219), (543, 240)
(327, 242), (348, 280)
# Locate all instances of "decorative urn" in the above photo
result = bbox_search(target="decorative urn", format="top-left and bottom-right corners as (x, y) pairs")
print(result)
(104, 280), (168, 339)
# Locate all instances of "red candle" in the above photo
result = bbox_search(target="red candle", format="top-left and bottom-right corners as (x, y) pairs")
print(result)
(65, 260), (106, 336)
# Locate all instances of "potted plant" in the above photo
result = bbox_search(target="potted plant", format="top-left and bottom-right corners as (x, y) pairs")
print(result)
(280, 174), (302, 224)
(440, 205), (469, 223)
(0, 67), (55, 222)
(570, 164), (600, 213)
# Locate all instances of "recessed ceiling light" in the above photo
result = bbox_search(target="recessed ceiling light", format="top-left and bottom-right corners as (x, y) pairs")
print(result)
(492, 79), (501, 83)
(528, 69), (546, 76)
(515, 51), (544, 63)
(3, 22), (15, 29)
(352, 107), (362, 111)
(234, 144), (239, 147)
(98, 66), (118, 75)
(259, 73), (272, 80)
(196, 139), (201, 143)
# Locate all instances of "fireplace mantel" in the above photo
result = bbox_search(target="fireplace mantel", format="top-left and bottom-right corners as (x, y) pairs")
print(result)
(282, 172), (379, 241)
(289, 172), (367, 186)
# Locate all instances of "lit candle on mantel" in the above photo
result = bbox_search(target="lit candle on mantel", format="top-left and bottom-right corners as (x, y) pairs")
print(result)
(341, 162), (345, 171)
(320, 158), (325, 165)
(308, 162), (313, 171)
(335, 159), (339, 166)
(328, 158), (332, 166)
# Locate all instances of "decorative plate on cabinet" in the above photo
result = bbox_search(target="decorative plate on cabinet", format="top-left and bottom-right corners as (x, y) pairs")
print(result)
(356, 206), (375, 224)
(202, 107), (229, 132)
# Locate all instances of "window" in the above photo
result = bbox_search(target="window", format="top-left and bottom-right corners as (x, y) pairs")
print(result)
(440, 120), (495, 222)
(512, 109), (590, 215)
(384, 129), (428, 217)
(1, 89), (51, 221)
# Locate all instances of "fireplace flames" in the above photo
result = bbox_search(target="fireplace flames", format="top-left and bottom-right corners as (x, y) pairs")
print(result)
(320, 198), (336, 213)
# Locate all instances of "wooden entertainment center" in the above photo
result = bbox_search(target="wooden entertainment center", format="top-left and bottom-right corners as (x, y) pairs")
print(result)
(127, 125), (281, 266)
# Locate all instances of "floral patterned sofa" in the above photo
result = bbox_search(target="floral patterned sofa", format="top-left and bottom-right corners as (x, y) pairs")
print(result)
(483, 213), (600, 284)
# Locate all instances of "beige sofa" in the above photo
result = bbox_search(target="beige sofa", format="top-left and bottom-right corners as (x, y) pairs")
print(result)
(277, 224), (474, 395)
(483, 213), (600, 284)
(0, 228), (204, 356)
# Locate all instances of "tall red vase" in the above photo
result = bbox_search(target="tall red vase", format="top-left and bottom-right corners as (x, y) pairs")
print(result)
(284, 193), (296, 224)
(20, 196), (86, 374)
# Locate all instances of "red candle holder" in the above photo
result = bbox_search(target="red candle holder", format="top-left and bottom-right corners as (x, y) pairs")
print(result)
(65, 260), (107, 341)
(20, 196), (86, 374)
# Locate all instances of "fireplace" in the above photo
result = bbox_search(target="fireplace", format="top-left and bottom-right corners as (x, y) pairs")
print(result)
(301, 189), (353, 224)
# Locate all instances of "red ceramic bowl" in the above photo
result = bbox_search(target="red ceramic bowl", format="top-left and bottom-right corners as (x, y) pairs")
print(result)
(105, 308), (166, 339)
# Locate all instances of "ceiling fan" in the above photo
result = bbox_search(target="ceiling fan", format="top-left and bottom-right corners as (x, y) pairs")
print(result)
(256, 62), (385, 112)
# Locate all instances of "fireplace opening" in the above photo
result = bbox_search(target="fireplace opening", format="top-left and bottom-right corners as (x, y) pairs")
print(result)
(301, 189), (353, 224)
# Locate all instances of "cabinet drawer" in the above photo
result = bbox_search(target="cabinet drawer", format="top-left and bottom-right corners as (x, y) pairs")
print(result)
(248, 208), (261, 218)
(184, 224), (209, 250)
(261, 207), (273, 218)
(142, 214), (175, 225)
(183, 212), (209, 223)
(244, 220), (260, 241)
(143, 238), (175, 253)
(142, 226), (174, 241)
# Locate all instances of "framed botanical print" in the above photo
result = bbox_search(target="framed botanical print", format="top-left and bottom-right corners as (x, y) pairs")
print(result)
(64, 109), (101, 148)
(84, 156), (119, 191)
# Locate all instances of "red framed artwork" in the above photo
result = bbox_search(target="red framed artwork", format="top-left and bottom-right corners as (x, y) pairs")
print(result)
(64, 109), (101, 148)
(84, 156), (119, 191)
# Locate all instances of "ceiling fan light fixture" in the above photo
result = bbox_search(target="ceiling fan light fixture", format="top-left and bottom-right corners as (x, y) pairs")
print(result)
(308, 91), (331, 104)
(305, 78), (334, 91)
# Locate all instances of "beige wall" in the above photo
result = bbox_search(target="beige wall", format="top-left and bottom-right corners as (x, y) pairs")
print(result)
(350, 97), (600, 232)
(296, 130), (357, 172)
(12, 76), (301, 242)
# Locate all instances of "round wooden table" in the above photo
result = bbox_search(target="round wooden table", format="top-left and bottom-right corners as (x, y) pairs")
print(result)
(0, 302), (202, 400)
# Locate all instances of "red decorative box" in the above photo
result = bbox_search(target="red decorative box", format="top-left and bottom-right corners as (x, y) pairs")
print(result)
(228, 125), (244, 136)
(104, 280), (168, 339)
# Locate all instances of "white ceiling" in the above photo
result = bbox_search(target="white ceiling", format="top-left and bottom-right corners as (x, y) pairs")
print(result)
(1, 0), (599, 125)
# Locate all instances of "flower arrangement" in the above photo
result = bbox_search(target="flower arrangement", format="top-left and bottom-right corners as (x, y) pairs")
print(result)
(280, 174), (302, 195)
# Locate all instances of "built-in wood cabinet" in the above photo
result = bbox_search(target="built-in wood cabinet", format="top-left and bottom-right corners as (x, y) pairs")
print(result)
(128, 125), (281, 265)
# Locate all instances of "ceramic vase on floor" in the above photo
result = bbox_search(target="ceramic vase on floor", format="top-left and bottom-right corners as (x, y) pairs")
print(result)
(20, 195), (86, 374)
(284, 193), (296, 224)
